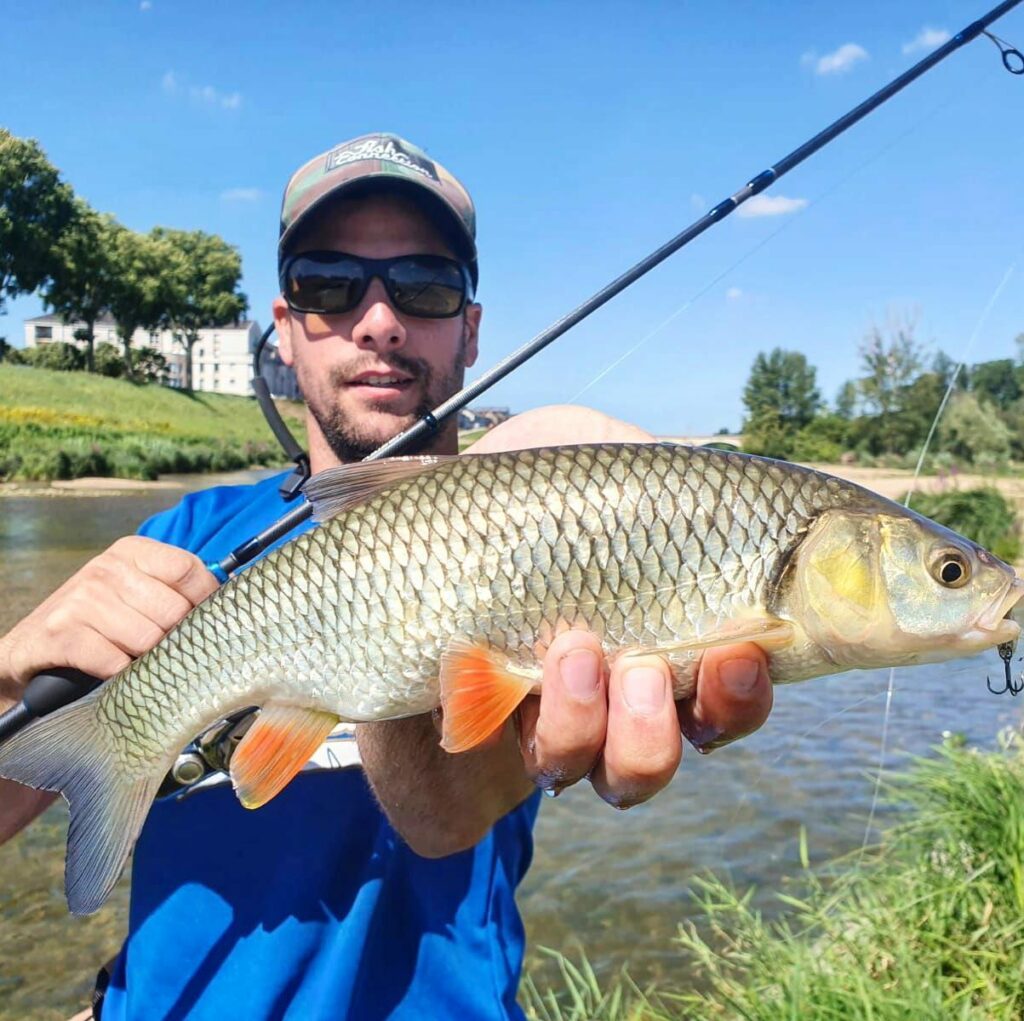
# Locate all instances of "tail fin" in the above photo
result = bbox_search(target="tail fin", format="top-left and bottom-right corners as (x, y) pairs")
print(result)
(0, 689), (160, 915)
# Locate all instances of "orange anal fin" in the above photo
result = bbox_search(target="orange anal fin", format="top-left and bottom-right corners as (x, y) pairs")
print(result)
(230, 703), (340, 809)
(439, 640), (537, 753)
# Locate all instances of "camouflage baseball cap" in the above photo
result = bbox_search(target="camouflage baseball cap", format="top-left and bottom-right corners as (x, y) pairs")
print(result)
(278, 132), (478, 288)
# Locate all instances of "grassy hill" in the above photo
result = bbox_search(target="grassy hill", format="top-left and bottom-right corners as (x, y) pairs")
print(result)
(0, 363), (303, 480)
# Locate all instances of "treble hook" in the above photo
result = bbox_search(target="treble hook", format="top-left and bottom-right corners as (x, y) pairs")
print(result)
(987, 640), (1023, 695)
(983, 30), (1024, 74)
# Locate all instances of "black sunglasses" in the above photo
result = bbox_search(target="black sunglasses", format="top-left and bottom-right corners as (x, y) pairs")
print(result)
(280, 251), (474, 319)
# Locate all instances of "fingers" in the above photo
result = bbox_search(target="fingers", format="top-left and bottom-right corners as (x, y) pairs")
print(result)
(518, 633), (682, 809)
(518, 630), (607, 793)
(589, 654), (682, 809)
(109, 536), (219, 607)
(677, 642), (773, 753)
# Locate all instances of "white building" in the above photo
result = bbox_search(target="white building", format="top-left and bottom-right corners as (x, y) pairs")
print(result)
(21, 313), (298, 398)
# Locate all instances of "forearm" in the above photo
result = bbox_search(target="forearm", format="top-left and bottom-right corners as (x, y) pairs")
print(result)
(356, 715), (534, 857)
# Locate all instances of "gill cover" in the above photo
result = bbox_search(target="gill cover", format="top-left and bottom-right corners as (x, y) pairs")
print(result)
(794, 510), (890, 649)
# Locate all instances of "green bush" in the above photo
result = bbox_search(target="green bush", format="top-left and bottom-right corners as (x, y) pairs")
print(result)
(905, 487), (1021, 562)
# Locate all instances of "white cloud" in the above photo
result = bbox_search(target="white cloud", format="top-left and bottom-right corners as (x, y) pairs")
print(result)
(736, 194), (809, 218)
(690, 193), (707, 213)
(221, 187), (263, 202)
(726, 287), (743, 301)
(161, 70), (242, 110)
(802, 42), (869, 76)
(902, 26), (950, 55)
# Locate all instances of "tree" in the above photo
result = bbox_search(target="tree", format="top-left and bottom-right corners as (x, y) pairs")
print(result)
(741, 348), (821, 457)
(41, 200), (120, 372)
(154, 228), (247, 391)
(835, 380), (858, 420)
(857, 322), (923, 453)
(969, 358), (1021, 410)
(0, 129), (75, 313)
(107, 228), (173, 377)
(939, 391), (1011, 466)
(742, 349), (821, 428)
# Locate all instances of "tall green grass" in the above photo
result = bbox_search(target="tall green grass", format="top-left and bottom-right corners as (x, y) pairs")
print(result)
(0, 363), (303, 480)
(523, 733), (1024, 1020)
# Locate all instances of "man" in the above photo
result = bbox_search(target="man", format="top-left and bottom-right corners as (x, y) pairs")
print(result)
(0, 133), (773, 1019)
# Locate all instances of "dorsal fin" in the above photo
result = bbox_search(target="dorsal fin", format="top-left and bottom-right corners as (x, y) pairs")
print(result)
(304, 455), (457, 521)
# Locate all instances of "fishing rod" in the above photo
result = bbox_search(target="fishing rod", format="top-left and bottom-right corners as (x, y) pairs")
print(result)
(0, 0), (1021, 752)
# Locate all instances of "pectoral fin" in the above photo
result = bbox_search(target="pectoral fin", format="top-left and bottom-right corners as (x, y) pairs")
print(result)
(631, 617), (794, 658)
(230, 703), (340, 809)
(439, 639), (539, 753)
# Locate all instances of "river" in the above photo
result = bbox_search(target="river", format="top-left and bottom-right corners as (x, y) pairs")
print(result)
(1, 473), (1020, 1019)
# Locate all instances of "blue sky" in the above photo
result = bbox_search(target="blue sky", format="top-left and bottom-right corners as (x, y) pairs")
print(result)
(2, 0), (1023, 435)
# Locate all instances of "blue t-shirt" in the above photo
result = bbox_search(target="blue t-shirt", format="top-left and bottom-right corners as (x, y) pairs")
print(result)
(100, 471), (541, 1021)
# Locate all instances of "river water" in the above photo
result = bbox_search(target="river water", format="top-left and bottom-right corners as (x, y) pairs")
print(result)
(1, 475), (1020, 1019)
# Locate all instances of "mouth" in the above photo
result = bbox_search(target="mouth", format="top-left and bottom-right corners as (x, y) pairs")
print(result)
(981, 575), (1024, 630)
(345, 370), (416, 396)
(967, 575), (1024, 646)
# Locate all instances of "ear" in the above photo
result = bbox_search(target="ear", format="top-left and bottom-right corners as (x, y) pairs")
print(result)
(272, 296), (295, 365)
(462, 302), (481, 368)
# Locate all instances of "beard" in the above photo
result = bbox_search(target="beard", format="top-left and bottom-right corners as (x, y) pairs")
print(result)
(299, 330), (468, 463)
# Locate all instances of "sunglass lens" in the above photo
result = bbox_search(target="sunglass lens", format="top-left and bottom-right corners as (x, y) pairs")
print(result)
(387, 257), (466, 317)
(287, 255), (366, 314)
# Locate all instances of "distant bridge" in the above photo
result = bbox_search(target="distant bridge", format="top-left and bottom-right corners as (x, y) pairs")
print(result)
(659, 434), (745, 449)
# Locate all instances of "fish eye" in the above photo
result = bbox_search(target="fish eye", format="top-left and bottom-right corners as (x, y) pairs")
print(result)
(931, 550), (971, 588)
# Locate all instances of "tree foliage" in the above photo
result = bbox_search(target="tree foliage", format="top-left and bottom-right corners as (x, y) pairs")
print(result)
(153, 228), (247, 391)
(742, 348), (821, 458)
(107, 228), (175, 377)
(0, 129), (75, 312)
(41, 200), (121, 371)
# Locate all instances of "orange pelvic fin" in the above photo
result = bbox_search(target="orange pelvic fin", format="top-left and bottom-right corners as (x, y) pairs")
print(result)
(230, 703), (340, 809)
(439, 639), (538, 753)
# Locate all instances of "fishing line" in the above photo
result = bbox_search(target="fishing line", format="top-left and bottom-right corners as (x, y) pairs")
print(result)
(859, 254), (1021, 857)
(563, 61), (1001, 409)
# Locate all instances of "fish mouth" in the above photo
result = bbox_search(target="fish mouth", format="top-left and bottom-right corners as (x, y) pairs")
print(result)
(974, 573), (1024, 630)
(969, 575), (1024, 646)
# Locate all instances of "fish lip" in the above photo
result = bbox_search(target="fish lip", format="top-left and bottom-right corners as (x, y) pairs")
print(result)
(977, 575), (1024, 633)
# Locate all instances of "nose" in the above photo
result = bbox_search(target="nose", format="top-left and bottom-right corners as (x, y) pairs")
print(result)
(351, 278), (407, 351)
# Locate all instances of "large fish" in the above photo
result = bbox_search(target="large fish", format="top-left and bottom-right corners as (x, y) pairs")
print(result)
(1, 443), (1021, 913)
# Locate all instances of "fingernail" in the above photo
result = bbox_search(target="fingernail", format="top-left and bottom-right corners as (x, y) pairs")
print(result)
(622, 666), (667, 716)
(719, 658), (762, 699)
(560, 649), (600, 702)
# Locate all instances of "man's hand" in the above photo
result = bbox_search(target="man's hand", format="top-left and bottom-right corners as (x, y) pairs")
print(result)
(0, 535), (218, 703)
(520, 630), (771, 808)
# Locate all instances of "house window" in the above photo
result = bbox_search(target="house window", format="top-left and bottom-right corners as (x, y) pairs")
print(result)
(35, 325), (53, 340)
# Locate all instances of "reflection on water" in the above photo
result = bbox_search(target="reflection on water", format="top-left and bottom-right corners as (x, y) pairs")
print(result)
(0, 474), (1020, 1017)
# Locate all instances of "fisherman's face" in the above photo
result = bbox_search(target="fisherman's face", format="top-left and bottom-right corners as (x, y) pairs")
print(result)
(273, 192), (480, 467)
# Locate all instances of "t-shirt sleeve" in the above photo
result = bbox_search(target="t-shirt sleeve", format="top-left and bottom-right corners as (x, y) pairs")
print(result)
(137, 489), (224, 555)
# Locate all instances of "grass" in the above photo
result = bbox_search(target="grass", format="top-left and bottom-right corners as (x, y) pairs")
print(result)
(0, 363), (303, 480)
(522, 732), (1024, 1020)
